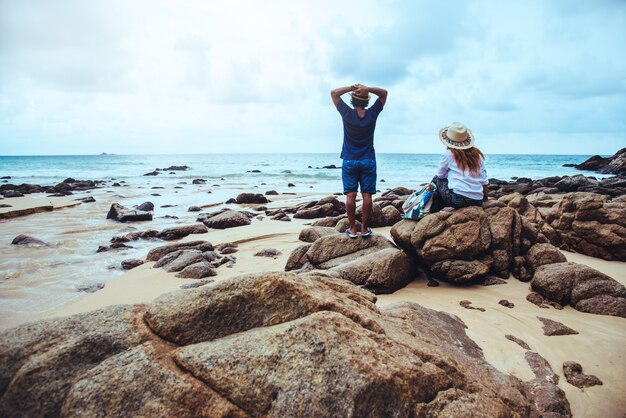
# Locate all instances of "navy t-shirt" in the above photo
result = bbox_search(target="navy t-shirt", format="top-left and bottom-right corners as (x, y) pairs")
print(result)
(336, 98), (384, 160)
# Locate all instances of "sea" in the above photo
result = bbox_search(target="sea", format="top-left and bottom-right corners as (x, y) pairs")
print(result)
(0, 153), (610, 329)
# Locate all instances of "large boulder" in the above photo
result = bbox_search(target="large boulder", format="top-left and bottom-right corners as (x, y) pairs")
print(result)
(355, 202), (386, 227)
(11, 234), (48, 246)
(0, 272), (566, 417)
(146, 241), (214, 262)
(235, 193), (268, 204)
(298, 226), (336, 243)
(157, 224), (207, 241)
(293, 196), (345, 219)
(572, 148), (626, 175)
(532, 262), (626, 317)
(107, 203), (153, 223)
(286, 233), (414, 293)
(201, 209), (252, 229)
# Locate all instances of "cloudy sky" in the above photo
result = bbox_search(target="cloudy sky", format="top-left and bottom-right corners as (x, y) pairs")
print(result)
(1, 0), (625, 155)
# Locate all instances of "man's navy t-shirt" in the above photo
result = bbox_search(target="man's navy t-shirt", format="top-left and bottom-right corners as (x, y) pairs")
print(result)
(336, 98), (384, 160)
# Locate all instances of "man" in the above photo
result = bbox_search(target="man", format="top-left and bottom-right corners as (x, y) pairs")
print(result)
(331, 83), (387, 238)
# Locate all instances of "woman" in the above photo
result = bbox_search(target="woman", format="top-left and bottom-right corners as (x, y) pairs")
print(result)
(430, 122), (489, 213)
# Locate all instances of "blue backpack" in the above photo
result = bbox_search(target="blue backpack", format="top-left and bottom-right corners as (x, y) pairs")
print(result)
(402, 182), (437, 220)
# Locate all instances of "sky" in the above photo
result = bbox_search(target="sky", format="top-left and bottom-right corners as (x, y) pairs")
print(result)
(1, 0), (625, 156)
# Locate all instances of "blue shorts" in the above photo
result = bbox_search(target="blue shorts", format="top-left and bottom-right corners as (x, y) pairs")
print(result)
(342, 159), (377, 194)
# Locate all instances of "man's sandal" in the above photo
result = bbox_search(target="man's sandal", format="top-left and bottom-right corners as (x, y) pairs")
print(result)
(361, 228), (373, 238)
(344, 230), (358, 239)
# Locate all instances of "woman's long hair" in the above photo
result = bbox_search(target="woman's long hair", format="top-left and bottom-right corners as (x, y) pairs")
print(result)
(451, 147), (484, 176)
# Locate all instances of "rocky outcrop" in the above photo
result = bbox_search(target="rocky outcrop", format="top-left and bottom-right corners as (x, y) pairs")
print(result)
(0, 178), (103, 197)
(562, 361), (603, 388)
(532, 262), (626, 317)
(286, 233), (415, 293)
(107, 203), (153, 223)
(0, 272), (569, 417)
(566, 148), (626, 176)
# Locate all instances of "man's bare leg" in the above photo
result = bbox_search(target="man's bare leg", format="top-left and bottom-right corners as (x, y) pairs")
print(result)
(345, 192), (358, 235)
(361, 193), (372, 233)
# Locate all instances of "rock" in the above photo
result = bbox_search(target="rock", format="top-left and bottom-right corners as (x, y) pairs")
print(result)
(192, 179), (206, 184)
(298, 226), (336, 243)
(157, 224), (207, 241)
(265, 190), (279, 195)
(482, 276), (507, 286)
(135, 201), (154, 212)
(180, 279), (214, 289)
(215, 242), (238, 251)
(76, 283), (105, 293)
(523, 352), (571, 416)
(253, 248), (282, 258)
(287, 182), (295, 187)
(202, 209), (252, 229)
(293, 196), (345, 219)
(111, 230), (159, 243)
(571, 148), (626, 175)
(160, 165), (189, 171)
(77, 196), (96, 203)
(188, 206), (202, 212)
(532, 262), (626, 317)
(562, 361), (603, 388)
(537, 317), (579, 336)
(97, 243), (133, 253)
(146, 241), (214, 262)
(121, 259), (144, 270)
(235, 193), (268, 204)
(284, 244), (311, 271)
(143, 171), (159, 176)
(305, 234), (395, 269)
(2, 190), (24, 198)
(11, 234), (48, 246)
(526, 292), (563, 310)
(505, 335), (531, 350)
(0, 271), (567, 417)
(430, 259), (490, 284)
(459, 300), (485, 312)
(225, 198), (237, 204)
(220, 247), (238, 254)
(107, 203), (153, 223)
(334, 218), (362, 233)
(311, 215), (344, 227)
(524, 243), (566, 273)
(382, 205), (402, 226)
(554, 175), (600, 192)
(499, 300), (514, 308)
(154, 250), (207, 273)
(175, 261), (217, 279)
(270, 212), (291, 222)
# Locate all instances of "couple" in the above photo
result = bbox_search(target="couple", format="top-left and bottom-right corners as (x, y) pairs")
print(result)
(331, 84), (489, 238)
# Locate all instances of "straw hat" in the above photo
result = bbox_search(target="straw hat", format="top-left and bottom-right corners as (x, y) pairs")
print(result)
(439, 122), (475, 150)
(350, 91), (370, 101)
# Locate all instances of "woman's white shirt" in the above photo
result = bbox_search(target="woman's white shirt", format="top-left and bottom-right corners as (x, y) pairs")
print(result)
(436, 149), (488, 200)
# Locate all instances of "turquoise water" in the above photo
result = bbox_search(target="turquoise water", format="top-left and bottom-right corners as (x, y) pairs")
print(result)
(0, 153), (608, 191)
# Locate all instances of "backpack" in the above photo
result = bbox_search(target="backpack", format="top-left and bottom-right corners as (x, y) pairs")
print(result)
(402, 182), (437, 220)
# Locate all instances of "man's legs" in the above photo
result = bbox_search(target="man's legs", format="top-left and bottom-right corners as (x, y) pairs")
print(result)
(345, 192), (358, 235)
(360, 192), (372, 233)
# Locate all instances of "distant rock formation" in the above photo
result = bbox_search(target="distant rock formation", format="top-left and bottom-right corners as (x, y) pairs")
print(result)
(564, 148), (626, 176)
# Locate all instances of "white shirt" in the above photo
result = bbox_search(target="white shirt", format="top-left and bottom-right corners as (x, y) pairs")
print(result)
(436, 149), (488, 200)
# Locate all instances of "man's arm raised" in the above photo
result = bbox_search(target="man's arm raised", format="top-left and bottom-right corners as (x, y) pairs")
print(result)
(366, 86), (388, 106)
(330, 85), (357, 107)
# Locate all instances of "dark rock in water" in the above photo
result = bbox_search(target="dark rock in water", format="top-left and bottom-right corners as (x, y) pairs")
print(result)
(505, 334), (531, 350)
(192, 179), (206, 184)
(0, 176), (10, 179)
(111, 230), (159, 243)
(11, 234), (48, 246)
(97, 243), (133, 253)
(107, 203), (153, 223)
(77, 196), (96, 203)
(157, 224), (207, 241)
(499, 299), (514, 308)
(459, 300), (485, 312)
(161, 204), (176, 208)
(3, 190), (24, 198)
(180, 279), (214, 289)
(143, 171), (159, 176)
(76, 282), (105, 293)
(265, 190), (279, 195)
(135, 201), (154, 212)
(175, 261), (217, 279)
(569, 148), (626, 175)
(287, 183), (296, 187)
(121, 259), (144, 270)
(248, 169), (261, 173)
(225, 198), (237, 204)
(562, 361), (603, 388)
(0, 204), (12, 208)
(537, 317), (579, 336)
(235, 193), (268, 204)
(532, 262), (626, 317)
(0, 271), (569, 418)
(321, 164), (339, 169)
(202, 209), (252, 229)
(253, 248), (282, 258)
(188, 206), (202, 212)
(160, 165), (189, 171)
